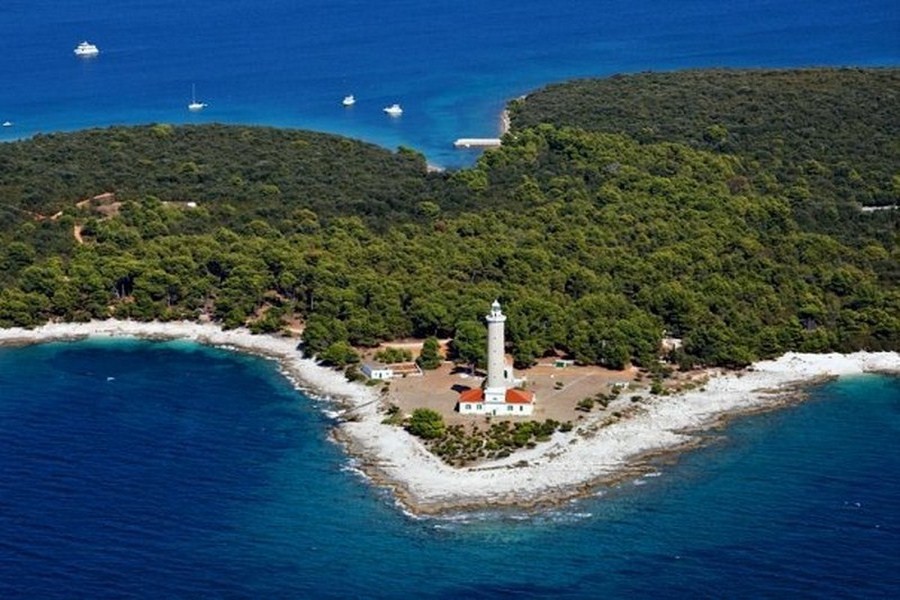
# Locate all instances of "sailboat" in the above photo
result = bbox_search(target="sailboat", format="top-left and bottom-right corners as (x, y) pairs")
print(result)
(188, 84), (207, 111)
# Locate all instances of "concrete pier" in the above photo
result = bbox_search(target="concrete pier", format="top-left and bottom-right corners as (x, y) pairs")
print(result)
(453, 138), (502, 148)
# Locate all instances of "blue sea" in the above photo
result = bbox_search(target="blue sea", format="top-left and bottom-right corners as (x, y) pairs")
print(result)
(0, 339), (898, 598)
(0, 0), (897, 168)
(1, 1), (899, 596)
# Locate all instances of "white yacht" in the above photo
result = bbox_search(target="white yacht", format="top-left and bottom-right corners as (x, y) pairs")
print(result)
(383, 103), (403, 116)
(2, 121), (12, 127)
(342, 94), (356, 107)
(188, 84), (207, 111)
(74, 41), (100, 57)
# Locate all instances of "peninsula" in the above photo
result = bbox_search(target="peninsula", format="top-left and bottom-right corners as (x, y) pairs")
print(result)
(1, 320), (897, 514)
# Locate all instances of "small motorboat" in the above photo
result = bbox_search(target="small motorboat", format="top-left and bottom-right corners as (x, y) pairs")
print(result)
(383, 103), (403, 116)
(342, 94), (356, 107)
(74, 41), (100, 57)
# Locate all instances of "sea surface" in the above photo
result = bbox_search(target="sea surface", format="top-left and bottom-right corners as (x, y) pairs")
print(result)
(0, 0), (897, 168)
(1, 1), (899, 596)
(0, 339), (898, 598)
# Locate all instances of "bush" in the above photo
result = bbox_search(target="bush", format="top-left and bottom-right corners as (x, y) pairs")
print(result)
(344, 365), (366, 382)
(576, 397), (594, 412)
(319, 341), (360, 368)
(416, 336), (443, 370)
(375, 347), (413, 363)
(381, 404), (404, 426)
(406, 408), (445, 440)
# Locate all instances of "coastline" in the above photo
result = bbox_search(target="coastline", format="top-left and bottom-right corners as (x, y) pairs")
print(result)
(2, 320), (898, 516)
(0, 320), (373, 411)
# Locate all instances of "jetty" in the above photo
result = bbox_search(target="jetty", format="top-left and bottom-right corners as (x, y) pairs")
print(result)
(453, 138), (502, 149)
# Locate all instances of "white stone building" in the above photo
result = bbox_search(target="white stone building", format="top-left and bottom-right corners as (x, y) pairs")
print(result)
(361, 363), (394, 380)
(361, 362), (423, 380)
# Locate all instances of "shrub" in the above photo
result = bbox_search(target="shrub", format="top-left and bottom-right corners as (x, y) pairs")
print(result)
(576, 397), (595, 412)
(406, 408), (445, 440)
(416, 337), (443, 370)
(319, 341), (360, 367)
(344, 365), (366, 382)
(375, 347), (413, 363)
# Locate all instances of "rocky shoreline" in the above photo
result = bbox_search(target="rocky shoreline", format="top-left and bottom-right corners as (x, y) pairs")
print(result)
(2, 320), (898, 516)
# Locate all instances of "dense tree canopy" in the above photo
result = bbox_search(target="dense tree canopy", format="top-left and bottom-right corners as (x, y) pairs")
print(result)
(1, 68), (897, 368)
(0, 124), (440, 241)
(507, 68), (900, 244)
(509, 69), (899, 202)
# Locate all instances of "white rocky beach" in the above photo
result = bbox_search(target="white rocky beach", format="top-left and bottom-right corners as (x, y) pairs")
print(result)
(2, 320), (898, 515)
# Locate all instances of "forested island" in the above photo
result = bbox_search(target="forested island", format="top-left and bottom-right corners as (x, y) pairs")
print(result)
(1, 68), (897, 372)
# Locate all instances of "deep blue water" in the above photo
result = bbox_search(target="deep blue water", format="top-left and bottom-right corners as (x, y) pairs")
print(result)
(0, 339), (898, 598)
(0, 0), (897, 168)
(1, 1), (899, 595)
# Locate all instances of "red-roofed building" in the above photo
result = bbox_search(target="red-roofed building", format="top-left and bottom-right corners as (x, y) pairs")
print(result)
(457, 301), (536, 416)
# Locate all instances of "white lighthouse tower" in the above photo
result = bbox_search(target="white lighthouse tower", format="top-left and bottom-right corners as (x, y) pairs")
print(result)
(484, 299), (509, 404)
(457, 300), (535, 416)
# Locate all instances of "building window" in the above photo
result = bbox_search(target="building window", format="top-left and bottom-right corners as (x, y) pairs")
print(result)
(477, 404), (482, 410)
(507, 406), (513, 412)
(465, 404), (471, 410)
(519, 406), (524, 412)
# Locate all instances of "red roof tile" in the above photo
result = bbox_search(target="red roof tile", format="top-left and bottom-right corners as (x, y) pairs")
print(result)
(458, 388), (484, 403)
(505, 389), (534, 404)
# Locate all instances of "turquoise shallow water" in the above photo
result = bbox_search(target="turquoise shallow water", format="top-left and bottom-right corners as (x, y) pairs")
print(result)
(0, 339), (898, 597)
(0, 0), (897, 168)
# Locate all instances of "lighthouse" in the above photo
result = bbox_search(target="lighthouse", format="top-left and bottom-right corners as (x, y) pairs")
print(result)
(484, 299), (509, 403)
(457, 300), (535, 416)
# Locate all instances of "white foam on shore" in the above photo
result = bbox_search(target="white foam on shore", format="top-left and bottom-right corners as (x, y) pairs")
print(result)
(338, 349), (900, 513)
(1, 320), (898, 515)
